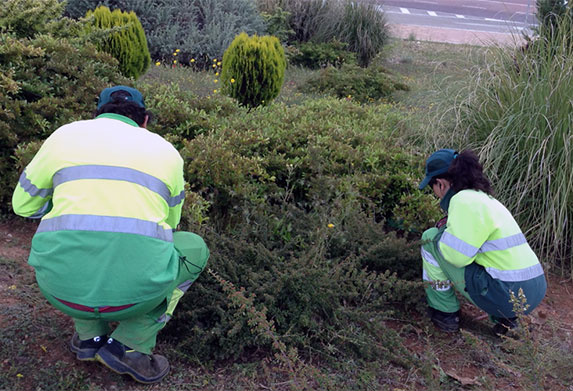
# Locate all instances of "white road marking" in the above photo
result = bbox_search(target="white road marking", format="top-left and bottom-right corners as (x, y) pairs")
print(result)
(485, 18), (504, 22)
(456, 15), (465, 19)
(428, 11), (437, 17)
(400, 7), (410, 14)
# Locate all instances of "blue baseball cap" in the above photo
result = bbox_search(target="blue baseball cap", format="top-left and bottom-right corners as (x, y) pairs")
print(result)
(97, 85), (145, 109)
(419, 149), (458, 190)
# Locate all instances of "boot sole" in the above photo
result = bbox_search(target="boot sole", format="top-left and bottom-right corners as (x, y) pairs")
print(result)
(69, 344), (99, 361)
(95, 350), (170, 384)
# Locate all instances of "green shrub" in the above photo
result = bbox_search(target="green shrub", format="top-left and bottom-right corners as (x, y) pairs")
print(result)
(221, 33), (286, 109)
(85, 5), (150, 79)
(65, 0), (266, 69)
(288, 40), (355, 69)
(0, 0), (127, 215)
(300, 64), (409, 103)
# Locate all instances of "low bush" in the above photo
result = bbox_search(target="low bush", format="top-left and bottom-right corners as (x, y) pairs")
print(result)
(287, 40), (355, 69)
(300, 64), (409, 103)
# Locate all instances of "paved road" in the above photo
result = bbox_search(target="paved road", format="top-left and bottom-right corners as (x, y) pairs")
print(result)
(380, 0), (537, 36)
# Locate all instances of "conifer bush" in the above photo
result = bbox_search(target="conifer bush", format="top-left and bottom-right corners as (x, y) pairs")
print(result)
(221, 33), (286, 108)
(85, 5), (150, 79)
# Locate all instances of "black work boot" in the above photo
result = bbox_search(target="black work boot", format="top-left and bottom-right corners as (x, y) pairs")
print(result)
(428, 308), (460, 332)
(95, 337), (170, 384)
(69, 333), (107, 361)
(492, 316), (518, 337)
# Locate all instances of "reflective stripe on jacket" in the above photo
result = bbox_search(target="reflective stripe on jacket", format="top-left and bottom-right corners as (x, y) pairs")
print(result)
(437, 189), (544, 283)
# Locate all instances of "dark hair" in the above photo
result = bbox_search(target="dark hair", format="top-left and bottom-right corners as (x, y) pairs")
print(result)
(432, 150), (493, 195)
(94, 90), (151, 126)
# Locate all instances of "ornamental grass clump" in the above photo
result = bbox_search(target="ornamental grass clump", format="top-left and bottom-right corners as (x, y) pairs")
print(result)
(455, 8), (573, 274)
(221, 32), (286, 109)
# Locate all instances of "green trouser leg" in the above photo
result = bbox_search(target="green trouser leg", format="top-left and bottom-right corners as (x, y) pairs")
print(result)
(72, 231), (209, 354)
(421, 227), (475, 313)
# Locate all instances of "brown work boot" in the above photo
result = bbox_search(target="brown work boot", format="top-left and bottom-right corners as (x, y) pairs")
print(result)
(95, 337), (169, 384)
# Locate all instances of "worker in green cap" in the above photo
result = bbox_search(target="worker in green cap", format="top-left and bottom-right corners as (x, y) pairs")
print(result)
(12, 85), (209, 383)
(419, 149), (546, 335)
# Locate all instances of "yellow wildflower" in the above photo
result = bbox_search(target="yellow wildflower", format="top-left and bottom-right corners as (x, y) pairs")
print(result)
(190, 58), (196, 63)
(212, 64), (216, 68)
(173, 52), (178, 56)
(214, 79), (218, 83)
(8, 284), (16, 290)
(213, 89), (218, 93)
(173, 60), (177, 64)
(327, 223), (335, 228)
(215, 72), (219, 76)
(213, 58), (217, 62)
(217, 61), (221, 66)
(175, 49), (180, 52)
(230, 78), (235, 83)
(155, 61), (161, 66)
(16, 374), (23, 378)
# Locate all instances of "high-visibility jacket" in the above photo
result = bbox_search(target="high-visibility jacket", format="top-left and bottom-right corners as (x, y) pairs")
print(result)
(437, 189), (546, 316)
(12, 113), (185, 307)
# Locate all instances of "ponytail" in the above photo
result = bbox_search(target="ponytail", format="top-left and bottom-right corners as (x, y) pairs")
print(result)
(448, 150), (493, 195)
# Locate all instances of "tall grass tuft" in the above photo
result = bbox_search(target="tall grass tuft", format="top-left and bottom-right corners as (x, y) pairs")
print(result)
(455, 10), (573, 275)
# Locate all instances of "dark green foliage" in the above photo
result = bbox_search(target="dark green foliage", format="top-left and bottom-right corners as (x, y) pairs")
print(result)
(300, 64), (409, 103)
(260, 7), (294, 43)
(0, 0), (127, 214)
(288, 40), (355, 69)
(221, 33), (286, 108)
(65, 0), (266, 69)
(86, 5), (150, 79)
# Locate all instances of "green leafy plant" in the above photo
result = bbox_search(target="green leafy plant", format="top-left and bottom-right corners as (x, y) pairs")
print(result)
(300, 64), (409, 103)
(288, 40), (355, 69)
(85, 5), (150, 79)
(221, 33), (286, 109)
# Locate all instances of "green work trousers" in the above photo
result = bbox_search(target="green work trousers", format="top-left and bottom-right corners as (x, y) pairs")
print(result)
(421, 227), (475, 313)
(40, 231), (208, 354)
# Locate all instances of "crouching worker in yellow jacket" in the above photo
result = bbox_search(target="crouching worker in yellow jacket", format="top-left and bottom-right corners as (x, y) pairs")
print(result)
(419, 149), (546, 336)
(12, 86), (209, 384)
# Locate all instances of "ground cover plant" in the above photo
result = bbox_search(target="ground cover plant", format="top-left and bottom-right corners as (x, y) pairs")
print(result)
(1, 0), (573, 389)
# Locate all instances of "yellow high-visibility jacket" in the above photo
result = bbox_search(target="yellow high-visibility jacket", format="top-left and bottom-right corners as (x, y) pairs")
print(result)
(12, 113), (185, 307)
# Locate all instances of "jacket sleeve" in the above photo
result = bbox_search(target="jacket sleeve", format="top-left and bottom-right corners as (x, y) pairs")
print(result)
(165, 153), (185, 229)
(437, 193), (492, 268)
(12, 138), (57, 219)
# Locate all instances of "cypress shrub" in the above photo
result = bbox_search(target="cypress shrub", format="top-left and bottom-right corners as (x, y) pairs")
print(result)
(221, 33), (286, 109)
(86, 5), (150, 79)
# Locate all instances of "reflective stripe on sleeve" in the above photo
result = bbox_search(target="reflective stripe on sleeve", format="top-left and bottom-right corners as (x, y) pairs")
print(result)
(478, 233), (527, 253)
(421, 247), (439, 267)
(441, 231), (530, 257)
(37, 214), (173, 242)
(485, 263), (544, 282)
(53, 165), (185, 207)
(439, 231), (479, 257)
(18, 171), (53, 198)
